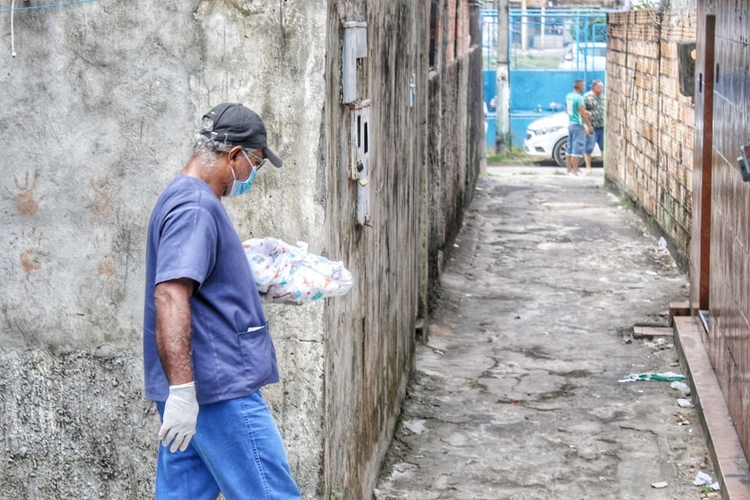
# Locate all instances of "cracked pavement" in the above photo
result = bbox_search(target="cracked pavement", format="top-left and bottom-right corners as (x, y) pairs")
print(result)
(375, 167), (714, 500)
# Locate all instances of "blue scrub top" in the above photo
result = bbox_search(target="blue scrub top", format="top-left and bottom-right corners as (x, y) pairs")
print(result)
(143, 175), (278, 404)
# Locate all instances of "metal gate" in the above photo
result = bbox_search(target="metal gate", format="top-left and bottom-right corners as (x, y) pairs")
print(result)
(482, 8), (607, 149)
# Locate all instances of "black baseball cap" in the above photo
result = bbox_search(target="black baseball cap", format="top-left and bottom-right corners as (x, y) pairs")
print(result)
(200, 103), (282, 168)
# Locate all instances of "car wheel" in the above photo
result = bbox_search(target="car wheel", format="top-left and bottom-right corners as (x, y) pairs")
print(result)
(552, 137), (567, 168)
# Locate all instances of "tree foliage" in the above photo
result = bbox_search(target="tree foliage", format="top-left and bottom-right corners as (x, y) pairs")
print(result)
(568, 16), (607, 43)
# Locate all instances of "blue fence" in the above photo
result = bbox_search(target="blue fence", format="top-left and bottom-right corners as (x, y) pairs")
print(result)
(482, 8), (607, 148)
(508, 69), (605, 147)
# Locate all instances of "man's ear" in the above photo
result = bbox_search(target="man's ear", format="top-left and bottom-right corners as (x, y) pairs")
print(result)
(228, 145), (244, 162)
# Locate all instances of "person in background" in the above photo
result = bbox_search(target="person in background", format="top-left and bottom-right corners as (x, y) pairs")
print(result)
(583, 80), (605, 175)
(565, 79), (592, 176)
(142, 103), (301, 500)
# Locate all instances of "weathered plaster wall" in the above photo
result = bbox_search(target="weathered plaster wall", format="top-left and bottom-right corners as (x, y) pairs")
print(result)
(427, 0), (484, 307)
(605, 8), (696, 266)
(427, 55), (483, 300)
(322, 2), (427, 497)
(0, 1), (326, 497)
(666, 0), (696, 12)
(0, 0), (484, 498)
(321, 0), (483, 497)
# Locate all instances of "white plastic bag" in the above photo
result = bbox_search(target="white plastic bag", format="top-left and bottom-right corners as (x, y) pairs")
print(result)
(243, 237), (353, 305)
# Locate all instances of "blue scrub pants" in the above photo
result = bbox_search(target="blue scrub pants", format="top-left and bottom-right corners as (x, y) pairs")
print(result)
(155, 391), (300, 500)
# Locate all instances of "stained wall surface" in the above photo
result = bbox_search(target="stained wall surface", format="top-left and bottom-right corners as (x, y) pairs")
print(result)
(0, 1), (327, 497)
(0, 0), (484, 499)
(695, 0), (750, 464)
(322, 0), (484, 497)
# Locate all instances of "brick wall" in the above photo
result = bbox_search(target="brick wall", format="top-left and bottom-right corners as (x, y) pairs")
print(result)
(606, 9), (696, 265)
(435, 0), (472, 67)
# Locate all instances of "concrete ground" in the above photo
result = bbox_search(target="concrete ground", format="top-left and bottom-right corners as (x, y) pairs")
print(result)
(375, 166), (716, 500)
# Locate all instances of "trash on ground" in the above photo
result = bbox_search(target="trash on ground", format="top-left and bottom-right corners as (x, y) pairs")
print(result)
(694, 471), (720, 490)
(671, 381), (691, 396)
(618, 372), (685, 383)
(645, 338), (673, 350)
(651, 481), (668, 489)
(677, 398), (693, 408)
(674, 413), (690, 425)
(694, 471), (712, 485)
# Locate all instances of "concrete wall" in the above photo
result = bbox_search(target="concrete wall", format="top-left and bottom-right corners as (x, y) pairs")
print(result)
(0, 0), (483, 498)
(605, 8), (696, 267)
(322, 1), (427, 496)
(0, 1), (327, 498)
(427, 0), (484, 308)
(322, 0), (483, 496)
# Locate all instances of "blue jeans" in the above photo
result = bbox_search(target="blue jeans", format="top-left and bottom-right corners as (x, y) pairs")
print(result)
(567, 124), (586, 157)
(585, 127), (604, 154)
(155, 391), (300, 500)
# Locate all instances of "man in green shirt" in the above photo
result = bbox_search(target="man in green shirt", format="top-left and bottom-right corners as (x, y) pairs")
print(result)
(583, 80), (605, 174)
(565, 79), (592, 175)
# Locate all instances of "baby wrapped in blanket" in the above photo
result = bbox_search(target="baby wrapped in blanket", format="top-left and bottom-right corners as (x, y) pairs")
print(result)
(243, 237), (353, 305)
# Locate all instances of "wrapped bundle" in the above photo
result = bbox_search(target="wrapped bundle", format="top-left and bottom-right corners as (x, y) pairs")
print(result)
(243, 237), (353, 305)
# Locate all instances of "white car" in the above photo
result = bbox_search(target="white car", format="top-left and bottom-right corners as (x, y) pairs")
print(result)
(523, 112), (601, 168)
(559, 42), (607, 71)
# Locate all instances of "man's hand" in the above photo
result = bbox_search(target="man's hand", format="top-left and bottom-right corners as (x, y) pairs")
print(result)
(159, 382), (199, 452)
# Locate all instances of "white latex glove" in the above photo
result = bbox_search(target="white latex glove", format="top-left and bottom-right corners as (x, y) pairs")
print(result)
(158, 382), (199, 453)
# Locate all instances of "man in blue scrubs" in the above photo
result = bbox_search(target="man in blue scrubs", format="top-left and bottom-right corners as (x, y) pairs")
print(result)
(143, 103), (301, 499)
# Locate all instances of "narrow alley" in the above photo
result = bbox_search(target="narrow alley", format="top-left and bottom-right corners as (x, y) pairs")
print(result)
(375, 167), (713, 500)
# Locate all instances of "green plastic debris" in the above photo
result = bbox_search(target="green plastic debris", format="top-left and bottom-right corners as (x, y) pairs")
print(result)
(618, 372), (685, 383)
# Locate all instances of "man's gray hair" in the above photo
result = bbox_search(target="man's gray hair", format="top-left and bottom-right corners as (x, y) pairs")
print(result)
(192, 116), (237, 167)
(591, 79), (603, 87)
(194, 115), (237, 152)
(191, 137), (221, 168)
(193, 134), (234, 155)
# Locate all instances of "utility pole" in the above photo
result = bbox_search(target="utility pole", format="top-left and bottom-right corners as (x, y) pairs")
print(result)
(495, 0), (511, 152)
